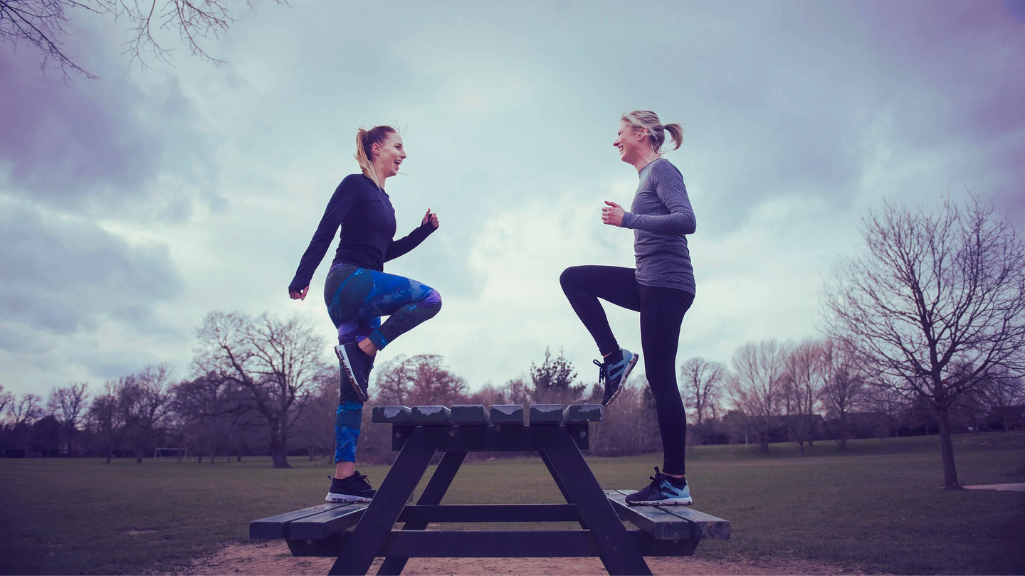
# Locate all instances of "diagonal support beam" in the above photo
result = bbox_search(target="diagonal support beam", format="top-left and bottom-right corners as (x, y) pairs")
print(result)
(536, 426), (651, 575)
(329, 426), (446, 576)
(539, 450), (588, 530)
(377, 451), (467, 575)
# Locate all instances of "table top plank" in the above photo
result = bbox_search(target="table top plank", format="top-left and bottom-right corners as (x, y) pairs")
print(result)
(530, 404), (565, 425)
(490, 404), (525, 425)
(564, 404), (603, 423)
(372, 406), (412, 424)
(412, 406), (453, 425)
(451, 405), (491, 425)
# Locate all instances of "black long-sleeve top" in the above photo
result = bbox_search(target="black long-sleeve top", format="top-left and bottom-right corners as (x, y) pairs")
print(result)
(288, 174), (435, 293)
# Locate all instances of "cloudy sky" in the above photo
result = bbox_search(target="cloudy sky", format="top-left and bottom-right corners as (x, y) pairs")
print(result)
(1, 0), (1023, 398)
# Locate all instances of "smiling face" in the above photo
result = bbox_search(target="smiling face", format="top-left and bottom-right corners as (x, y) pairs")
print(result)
(614, 119), (649, 165)
(372, 132), (406, 179)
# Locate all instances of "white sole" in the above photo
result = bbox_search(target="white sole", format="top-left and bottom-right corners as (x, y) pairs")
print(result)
(325, 492), (373, 503)
(335, 344), (368, 403)
(603, 352), (639, 407)
(628, 498), (692, 506)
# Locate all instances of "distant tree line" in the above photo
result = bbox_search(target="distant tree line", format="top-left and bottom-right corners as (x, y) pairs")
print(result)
(1, 195), (1023, 491)
(2, 334), (1021, 467)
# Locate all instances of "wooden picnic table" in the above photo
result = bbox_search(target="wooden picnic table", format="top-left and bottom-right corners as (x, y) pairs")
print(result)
(250, 404), (730, 575)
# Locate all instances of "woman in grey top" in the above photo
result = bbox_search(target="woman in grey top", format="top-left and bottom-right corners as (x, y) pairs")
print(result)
(560, 110), (697, 506)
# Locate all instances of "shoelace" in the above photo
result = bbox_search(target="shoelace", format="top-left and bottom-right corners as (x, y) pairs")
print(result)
(645, 466), (668, 496)
(593, 359), (608, 386)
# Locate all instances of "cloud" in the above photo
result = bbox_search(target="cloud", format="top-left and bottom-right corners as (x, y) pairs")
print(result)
(0, 199), (183, 341)
(0, 22), (218, 222)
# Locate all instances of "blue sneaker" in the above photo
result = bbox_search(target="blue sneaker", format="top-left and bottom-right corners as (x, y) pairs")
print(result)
(625, 467), (692, 506)
(593, 348), (638, 406)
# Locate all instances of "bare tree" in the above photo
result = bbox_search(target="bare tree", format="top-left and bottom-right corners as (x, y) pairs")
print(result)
(0, 384), (13, 421)
(172, 371), (250, 463)
(781, 340), (824, 454)
(679, 357), (724, 428)
(192, 311), (328, 469)
(973, 369), (1025, 432)
(291, 370), (337, 462)
(127, 364), (176, 463)
(10, 393), (43, 425)
(1, 0), (284, 78)
(46, 382), (89, 454)
(373, 354), (415, 406)
(464, 383), (509, 407)
(818, 339), (863, 449)
(727, 340), (787, 452)
(372, 354), (468, 406)
(86, 377), (134, 463)
(824, 196), (1025, 488)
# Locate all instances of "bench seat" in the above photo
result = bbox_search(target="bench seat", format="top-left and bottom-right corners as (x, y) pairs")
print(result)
(605, 490), (731, 540)
(251, 493), (729, 545)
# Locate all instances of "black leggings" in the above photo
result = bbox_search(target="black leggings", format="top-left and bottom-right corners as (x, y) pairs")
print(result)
(560, 265), (694, 476)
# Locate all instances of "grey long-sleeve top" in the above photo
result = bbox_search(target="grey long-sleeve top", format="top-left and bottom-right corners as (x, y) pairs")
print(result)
(620, 158), (697, 294)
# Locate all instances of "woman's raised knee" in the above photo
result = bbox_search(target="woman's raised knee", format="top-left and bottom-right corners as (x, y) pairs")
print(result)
(560, 266), (581, 291)
(424, 288), (442, 311)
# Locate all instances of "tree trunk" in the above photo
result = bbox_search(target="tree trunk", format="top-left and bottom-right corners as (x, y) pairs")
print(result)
(105, 443), (113, 464)
(135, 449), (143, 464)
(210, 452), (216, 464)
(197, 454), (203, 463)
(936, 408), (961, 489)
(270, 439), (291, 469)
(838, 413), (849, 450)
(758, 431), (770, 452)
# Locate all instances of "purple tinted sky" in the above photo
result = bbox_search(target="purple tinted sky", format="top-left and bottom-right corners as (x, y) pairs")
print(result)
(0, 0), (1022, 399)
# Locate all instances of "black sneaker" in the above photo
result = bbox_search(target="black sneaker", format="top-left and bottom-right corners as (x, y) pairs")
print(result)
(625, 467), (692, 506)
(593, 348), (638, 406)
(335, 342), (374, 402)
(325, 472), (376, 503)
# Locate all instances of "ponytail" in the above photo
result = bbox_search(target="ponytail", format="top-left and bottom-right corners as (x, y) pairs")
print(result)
(622, 110), (684, 155)
(662, 123), (683, 151)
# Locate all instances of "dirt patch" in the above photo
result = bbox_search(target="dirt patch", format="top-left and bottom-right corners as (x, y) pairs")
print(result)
(184, 541), (855, 575)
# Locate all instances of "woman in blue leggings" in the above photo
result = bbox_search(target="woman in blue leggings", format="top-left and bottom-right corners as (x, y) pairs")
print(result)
(288, 125), (441, 502)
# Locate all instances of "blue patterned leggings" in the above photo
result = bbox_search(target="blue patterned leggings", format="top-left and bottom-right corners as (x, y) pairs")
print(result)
(324, 263), (442, 463)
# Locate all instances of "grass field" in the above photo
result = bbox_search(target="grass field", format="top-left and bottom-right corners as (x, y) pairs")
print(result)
(1, 432), (1024, 575)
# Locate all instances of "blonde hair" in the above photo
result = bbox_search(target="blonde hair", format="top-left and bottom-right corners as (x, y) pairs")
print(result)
(354, 125), (397, 188)
(622, 110), (683, 155)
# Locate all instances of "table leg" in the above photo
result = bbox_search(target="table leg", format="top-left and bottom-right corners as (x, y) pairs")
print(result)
(377, 451), (467, 575)
(540, 451), (588, 530)
(537, 426), (652, 576)
(329, 426), (447, 576)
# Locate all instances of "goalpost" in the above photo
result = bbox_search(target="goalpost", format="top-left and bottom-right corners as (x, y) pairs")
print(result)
(153, 447), (190, 461)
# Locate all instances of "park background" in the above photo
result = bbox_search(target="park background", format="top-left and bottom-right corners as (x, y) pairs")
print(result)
(2, 0), (1025, 574)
